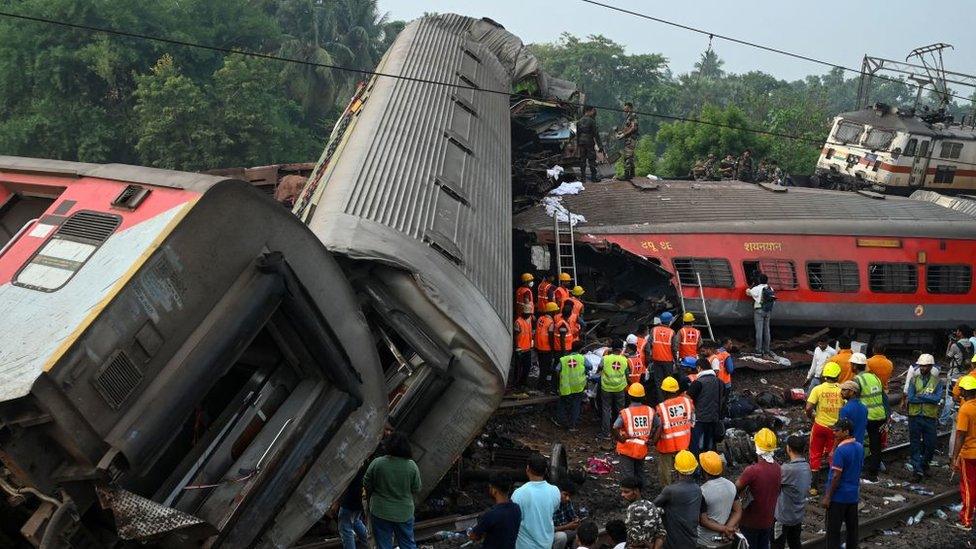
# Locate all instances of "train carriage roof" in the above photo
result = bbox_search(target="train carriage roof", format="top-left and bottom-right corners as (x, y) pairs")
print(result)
(513, 180), (976, 239)
(0, 156), (232, 191)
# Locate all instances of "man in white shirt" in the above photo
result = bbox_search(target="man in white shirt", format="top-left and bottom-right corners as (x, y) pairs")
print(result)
(806, 339), (836, 396)
(746, 273), (772, 357)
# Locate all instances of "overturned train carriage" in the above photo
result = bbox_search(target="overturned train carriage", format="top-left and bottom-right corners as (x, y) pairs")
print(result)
(0, 12), (523, 549)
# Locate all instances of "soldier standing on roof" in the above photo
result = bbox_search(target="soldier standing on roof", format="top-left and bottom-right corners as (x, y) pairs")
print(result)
(616, 102), (639, 181)
(577, 106), (604, 183)
(736, 149), (754, 182)
(719, 154), (736, 180)
(703, 153), (718, 180)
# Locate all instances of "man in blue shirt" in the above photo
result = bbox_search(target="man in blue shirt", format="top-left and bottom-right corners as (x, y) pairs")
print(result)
(906, 359), (945, 482)
(821, 418), (863, 549)
(838, 381), (867, 444)
(470, 474), (522, 549)
(511, 455), (561, 549)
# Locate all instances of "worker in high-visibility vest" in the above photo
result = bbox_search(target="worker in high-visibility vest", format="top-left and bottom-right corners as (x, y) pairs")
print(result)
(652, 376), (695, 487)
(535, 275), (554, 313)
(552, 310), (574, 356)
(625, 335), (647, 387)
(553, 272), (572, 307)
(645, 311), (676, 406)
(512, 305), (534, 389)
(564, 286), (586, 338)
(600, 341), (630, 437)
(535, 302), (558, 392)
(556, 350), (587, 430)
(515, 273), (535, 318)
(614, 383), (658, 489)
(906, 355), (944, 482)
(852, 352), (887, 482)
(676, 313), (701, 360)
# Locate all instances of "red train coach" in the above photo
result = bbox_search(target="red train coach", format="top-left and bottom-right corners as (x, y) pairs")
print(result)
(514, 180), (976, 331)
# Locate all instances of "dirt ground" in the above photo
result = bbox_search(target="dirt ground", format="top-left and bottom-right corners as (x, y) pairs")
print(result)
(452, 354), (972, 548)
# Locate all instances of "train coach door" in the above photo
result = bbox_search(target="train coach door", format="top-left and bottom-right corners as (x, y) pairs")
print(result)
(909, 139), (931, 187)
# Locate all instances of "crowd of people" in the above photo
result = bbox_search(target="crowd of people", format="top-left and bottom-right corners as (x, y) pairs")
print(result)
(689, 151), (788, 185)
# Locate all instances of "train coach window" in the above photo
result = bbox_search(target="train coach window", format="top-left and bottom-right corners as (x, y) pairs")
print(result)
(863, 129), (895, 150)
(743, 259), (797, 290)
(869, 263), (917, 293)
(834, 121), (864, 144)
(904, 138), (918, 157)
(934, 165), (956, 184)
(672, 258), (734, 288)
(927, 264), (972, 294)
(940, 142), (963, 159)
(807, 261), (859, 293)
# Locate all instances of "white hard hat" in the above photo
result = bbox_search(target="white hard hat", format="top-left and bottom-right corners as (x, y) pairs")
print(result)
(916, 353), (935, 366)
(626, 334), (639, 345)
(653, 317), (662, 326)
(850, 352), (867, 365)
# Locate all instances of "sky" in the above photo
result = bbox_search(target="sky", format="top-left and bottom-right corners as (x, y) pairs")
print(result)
(377, 0), (976, 86)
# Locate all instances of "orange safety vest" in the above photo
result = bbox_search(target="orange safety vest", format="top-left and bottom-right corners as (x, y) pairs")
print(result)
(552, 315), (574, 351)
(566, 296), (584, 319)
(535, 315), (555, 351)
(515, 286), (534, 315)
(627, 356), (646, 385)
(677, 326), (701, 359)
(536, 281), (553, 312)
(655, 395), (694, 454)
(636, 336), (648, 366)
(616, 405), (654, 459)
(514, 317), (533, 351)
(651, 326), (675, 363)
(554, 286), (570, 307)
(711, 350), (732, 384)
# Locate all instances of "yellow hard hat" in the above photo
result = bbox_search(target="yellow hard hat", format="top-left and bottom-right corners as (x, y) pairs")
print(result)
(683, 312), (695, 323)
(960, 376), (976, 391)
(521, 273), (534, 282)
(627, 382), (645, 398)
(674, 450), (698, 475)
(661, 376), (679, 393)
(699, 451), (723, 476)
(822, 361), (841, 379)
(754, 428), (778, 452)
(571, 285), (585, 296)
(971, 353), (976, 363)
(559, 272), (572, 282)
(545, 302), (559, 313)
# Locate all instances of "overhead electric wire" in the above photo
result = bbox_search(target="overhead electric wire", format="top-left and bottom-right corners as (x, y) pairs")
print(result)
(0, 8), (827, 147)
(577, 0), (976, 106)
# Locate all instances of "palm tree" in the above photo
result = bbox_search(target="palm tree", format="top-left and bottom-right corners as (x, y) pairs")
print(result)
(276, 0), (341, 122)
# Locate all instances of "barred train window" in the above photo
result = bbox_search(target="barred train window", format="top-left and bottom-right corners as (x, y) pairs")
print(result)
(927, 264), (971, 294)
(869, 263), (917, 293)
(834, 121), (864, 144)
(807, 261), (860, 292)
(672, 258), (734, 288)
(933, 165), (956, 184)
(759, 259), (798, 290)
(940, 141), (963, 159)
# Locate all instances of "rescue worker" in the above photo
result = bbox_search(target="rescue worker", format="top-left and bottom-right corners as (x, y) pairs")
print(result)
(624, 336), (647, 388)
(708, 339), (734, 400)
(556, 349), (587, 430)
(676, 313), (701, 361)
(535, 302), (558, 391)
(736, 428), (781, 549)
(805, 362), (842, 479)
(577, 105), (604, 183)
(851, 352), (887, 481)
(536, 275), (554, 313)
(950, 375), (976, 531)
(688, 357), (723, 455)
(564, 286), (586, 339)
(952, 354), (976, 401)
(736, 149), (754, 182)
(614, 383), (657, 489)
(906, 356), (944, 482)
(654, 450), (702, 549)
(512, 305), (534, 389)
(600, 342), (630, 438)
(551, 311), (575, 389)
(515, 273), (535, 318)
(653, 376), (695, 487)
(646, 311), (676, 406)
(553, 272), (572, 307)
(826, 337), (854, 384)
(867, 343), (894, 389)
(719, 154), (736, 179)
(616, 102), (639, 181)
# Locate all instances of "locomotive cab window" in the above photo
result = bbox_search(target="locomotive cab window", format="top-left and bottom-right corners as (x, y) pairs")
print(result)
(926, 264), (972, 294)
(940, 141), (963, 159)
(934, 165), (956, 184)
(904, 138), (918, 157)
(743, 259), (797, 290)
(807, 261), (859, 292)
(672, 257), (734, 288)
(863, 128), (895, 150)
(834, 121), (864, 144)
(869, 263), (917, 293)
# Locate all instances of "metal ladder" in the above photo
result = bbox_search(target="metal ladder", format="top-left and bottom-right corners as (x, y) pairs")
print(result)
(553, 207), (578, 281)
(676, 271), (715, 341)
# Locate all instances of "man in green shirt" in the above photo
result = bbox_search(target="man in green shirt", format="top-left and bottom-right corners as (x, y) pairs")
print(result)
(600, 341), (630, 438)
(364, 432), (422, 549)
(556, 349), (588, 431)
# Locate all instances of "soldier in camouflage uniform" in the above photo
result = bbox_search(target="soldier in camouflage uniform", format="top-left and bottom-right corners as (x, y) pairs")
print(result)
(577, 105), (604, 183)
(736, 148), (754, 182)
(620, 477), (666, 547)
(719, 154), (736, 180)
(616, 102), (639, 181)
(691, 158), (706, 180)
(703, 153), (718, 180)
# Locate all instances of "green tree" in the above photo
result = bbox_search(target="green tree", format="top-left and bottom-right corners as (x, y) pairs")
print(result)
(654, 104), (769, 177)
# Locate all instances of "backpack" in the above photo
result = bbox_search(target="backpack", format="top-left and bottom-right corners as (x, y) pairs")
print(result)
(956, 340), (975, 365)
(760, 285), (776, 312)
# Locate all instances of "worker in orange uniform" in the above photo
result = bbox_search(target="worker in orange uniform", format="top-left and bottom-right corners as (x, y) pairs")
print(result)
(953, 355), (976, 401)
(553, 272), (572, 307)
(512, 305), (534, 389)
(652, 376), (695, 487)
(515, 273), (535, 318)
(566, 286), (586, 337)
(536, 274), (554, 313)
(867, 343), (894, 389)
(535, 302), (558, 392)
(624, 335), (646, 387)
(676, 313), (701, 361)
(951, 375), (976, 530)
(805, 362), (843, 482)
(550, 309), (574, 393)
(614, 383), (658, 489)
(645, 311), (676, 406)
(827, 336), (854, 383)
